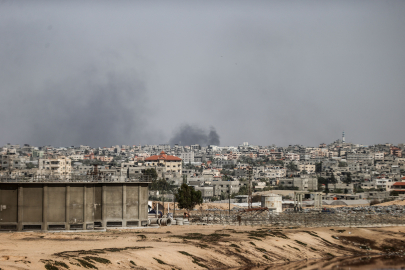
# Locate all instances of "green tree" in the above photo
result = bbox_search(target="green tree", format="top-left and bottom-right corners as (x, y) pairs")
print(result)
(330, 172), (337, 184)
(182, 174), (187, 184)
(149, 178), (175, 193)
(222, 174), (233, 181)
(390, 190), (399, 196)
(175, 184), (203, 211)
(236, 185), (248, 195)
(269, 159), (284, 166)
(317, 177), (328, 191)
(315, 162), (322, 173)
(143, 168), (158, 181)
(338, 161), (348, 167)
(343, 173), (352, 184)
(26, 163), (36, 169)
(220, 191), (227, 200)
(286, 161), (298, 171)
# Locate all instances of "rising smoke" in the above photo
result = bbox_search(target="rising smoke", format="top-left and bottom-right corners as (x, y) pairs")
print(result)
(169, 124), (220, 146)
(3, 66), (151, 147)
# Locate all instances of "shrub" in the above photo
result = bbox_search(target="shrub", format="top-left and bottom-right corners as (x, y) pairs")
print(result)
(370, 199), (380, 206)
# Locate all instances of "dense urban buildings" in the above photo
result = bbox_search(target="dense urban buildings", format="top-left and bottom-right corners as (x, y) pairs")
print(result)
(1, 135), (405, 203)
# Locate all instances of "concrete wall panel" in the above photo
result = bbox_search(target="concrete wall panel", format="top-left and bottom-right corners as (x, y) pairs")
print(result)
(22, 185), (43, 222)
(126, 185), (139, 219)
(85, 185), (94, 222)
(69, 185), (84, 224)
(0, 184), (18, 222)
(105, 185), (122, 220)
(47, 185), (66, 222)
(94, 185), (102, 220)
(140, 184), (148, 220)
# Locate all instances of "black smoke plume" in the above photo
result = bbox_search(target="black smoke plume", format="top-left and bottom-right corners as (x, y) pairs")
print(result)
(3, 67), (150, 147)
(169, 125), (220, 146)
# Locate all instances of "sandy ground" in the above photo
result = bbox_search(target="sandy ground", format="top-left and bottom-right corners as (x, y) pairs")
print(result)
(1, 224), (405, 270)
(375, 199), (405, 206)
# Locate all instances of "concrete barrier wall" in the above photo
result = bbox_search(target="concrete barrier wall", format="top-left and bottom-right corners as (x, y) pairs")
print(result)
(126, 185), (139, 220)
(94, 185), (102, 221)
(24, 185), (43, 223)
(140, 185), (148, 223)
(105, 184), (123, 220)
(47, 185), (65, 223)
(0, 184), (17, 223)
(0, 182), (149, 231)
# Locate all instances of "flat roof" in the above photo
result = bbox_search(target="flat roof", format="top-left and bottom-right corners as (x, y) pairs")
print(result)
(0, 180), (151, 184)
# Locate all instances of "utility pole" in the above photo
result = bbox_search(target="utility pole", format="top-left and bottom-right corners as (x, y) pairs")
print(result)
(173, 193), (176, 218)
(248, 166), (253, 209)
(162, 195), (165, 216)
(228, 184), (231, 216)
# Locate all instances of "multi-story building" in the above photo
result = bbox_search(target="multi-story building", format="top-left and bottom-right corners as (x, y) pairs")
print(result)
(180, 152), (194, 163)
(261, 167), (286, 179)
(375, 178), (394, 190)
(194, 186), (214, 201)
(374, 152), (385, 160)
(211, 180), (242, 196)
(38, 156), (72, 177)
(285, 153), (300, 161)
(346, 153), (373, 161)
(298, 164), (316, 174)
(69, 154), (84, 161)
(145, 151), (182, 174)
(279, 177), (318, 191)
(0, 154), (27, 170)
(95, 156), (114, 162)
(390, 147), (402, 158)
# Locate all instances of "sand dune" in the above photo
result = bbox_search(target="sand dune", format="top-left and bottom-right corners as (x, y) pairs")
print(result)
(1, 225), (405, 269)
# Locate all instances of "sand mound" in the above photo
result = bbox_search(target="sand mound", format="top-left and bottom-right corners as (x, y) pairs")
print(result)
(375, 199), (405, 206)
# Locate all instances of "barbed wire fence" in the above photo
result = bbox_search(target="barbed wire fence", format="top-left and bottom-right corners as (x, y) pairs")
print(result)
(188, 210), (405, 227)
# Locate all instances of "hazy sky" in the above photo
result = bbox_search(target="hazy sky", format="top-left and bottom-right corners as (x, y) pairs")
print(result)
(1, 1), (404, 147)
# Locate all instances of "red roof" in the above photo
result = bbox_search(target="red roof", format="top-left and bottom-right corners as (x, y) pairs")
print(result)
(393, 182), (405, 186)
(144, 151), (181, 161)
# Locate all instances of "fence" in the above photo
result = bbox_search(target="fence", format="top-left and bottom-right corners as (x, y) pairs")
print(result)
(189, 210), (405, 227)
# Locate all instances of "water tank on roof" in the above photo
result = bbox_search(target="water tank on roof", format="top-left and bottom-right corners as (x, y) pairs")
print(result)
(261, 194), (282, 213)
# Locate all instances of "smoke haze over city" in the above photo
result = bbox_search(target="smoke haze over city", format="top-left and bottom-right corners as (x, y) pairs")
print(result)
(1, 1), (405, 147)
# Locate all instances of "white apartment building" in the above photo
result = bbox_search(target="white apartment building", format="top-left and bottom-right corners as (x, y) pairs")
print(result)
(374, 152), (385, 160)
(263, 168), (286, 178)
(69, 154), (84, 161)
(180, 152), (194, 163)
(298, 164), (316, 174)
(38, 156), (72, 177)
(375, 178), (394, 190)
(347, 153), (373, 161)
(361, 178), (393, 191)
(285, 152), (300, 161)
